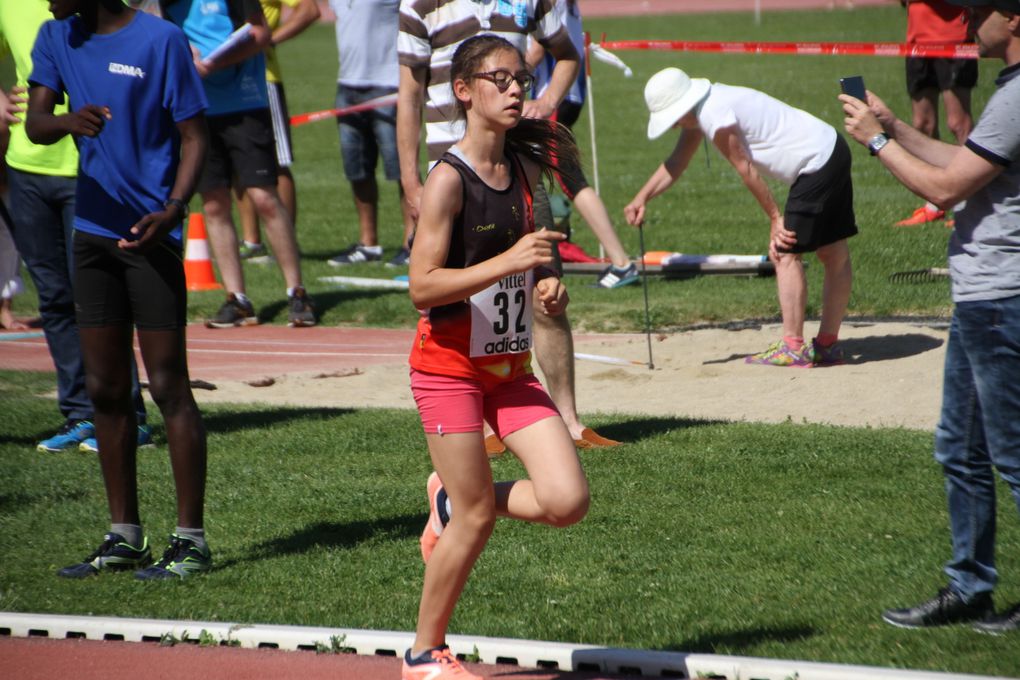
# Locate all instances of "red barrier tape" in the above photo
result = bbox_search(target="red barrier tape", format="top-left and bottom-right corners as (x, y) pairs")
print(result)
(290, 93), (398, 127)
(599, 40), (978, 59)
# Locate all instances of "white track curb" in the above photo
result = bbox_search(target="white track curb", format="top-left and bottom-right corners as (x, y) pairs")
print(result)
(0, 612), (1006, 680)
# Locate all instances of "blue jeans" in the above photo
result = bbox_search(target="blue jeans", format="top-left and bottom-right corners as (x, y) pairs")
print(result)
(7, 168), (146, 424)
(936, 296), (1020, 600)
(335, 84), (399, 182)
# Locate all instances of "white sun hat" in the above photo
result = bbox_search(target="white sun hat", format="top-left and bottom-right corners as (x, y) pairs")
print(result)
(644, 67), (711, 140)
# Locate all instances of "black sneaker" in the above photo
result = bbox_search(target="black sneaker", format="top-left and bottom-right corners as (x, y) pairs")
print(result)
(135, 534), (212, 581)
(57, 533), (151, 578)
(328, 242), (382, 266)
(882, 587), (994, 628)
(206, 294), (258, 328)
(974, 603), (1020, 635)
(385, 247), (411, 268)
(287, 286), (317, 327)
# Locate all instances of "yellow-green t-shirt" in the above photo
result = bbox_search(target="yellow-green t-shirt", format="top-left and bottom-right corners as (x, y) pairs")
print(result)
(0, 0), (77, 177)
(262, 0), (301, 84)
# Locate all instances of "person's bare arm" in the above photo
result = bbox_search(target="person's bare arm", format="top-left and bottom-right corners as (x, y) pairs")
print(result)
(193, 3), (272, 78)
(525, 38), (546, 71)
(0, 86), (26, 135)
(850, 90), (960, 167)
(522, 36), (577, 119)
(25, 85), (110, 145)
(270, 0), (319, 46)
(843, 93), (1002, 209)
(397, 63), (427, 222)
(713, 125), (796, 258)
(121, 114), (208, 251)
(623, 128), (703, 226)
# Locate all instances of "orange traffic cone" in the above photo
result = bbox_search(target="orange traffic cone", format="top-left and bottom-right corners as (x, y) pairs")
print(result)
(184, 213), (222, 291)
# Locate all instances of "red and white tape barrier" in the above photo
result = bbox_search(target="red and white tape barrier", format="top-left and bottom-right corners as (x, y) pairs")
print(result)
(599, 39), (978, 59)
(290, 93), (398, 127)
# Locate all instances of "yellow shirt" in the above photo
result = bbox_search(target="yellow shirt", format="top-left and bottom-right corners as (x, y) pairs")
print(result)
(262, 0), (302, 84)
(0, 0), (77, 177)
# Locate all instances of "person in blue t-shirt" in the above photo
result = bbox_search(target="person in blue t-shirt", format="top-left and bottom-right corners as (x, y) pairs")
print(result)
(160, 0), (316, 329)
(27, 0), (214, 581)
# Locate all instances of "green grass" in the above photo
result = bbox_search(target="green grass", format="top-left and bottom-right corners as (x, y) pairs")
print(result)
(2, 369), (1019, 675)
(7, 5), (969, 331)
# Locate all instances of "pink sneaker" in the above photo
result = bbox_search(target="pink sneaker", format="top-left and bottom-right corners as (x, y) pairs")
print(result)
(402, 646), (483, 680)
(420, 472), (445, 563)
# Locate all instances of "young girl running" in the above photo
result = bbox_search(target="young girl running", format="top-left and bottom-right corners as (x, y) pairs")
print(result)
(403, 35), (590, 680)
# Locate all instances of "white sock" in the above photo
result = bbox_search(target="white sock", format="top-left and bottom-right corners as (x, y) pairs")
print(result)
(111, 523), (144, 547)
(176, 526), (207, 551)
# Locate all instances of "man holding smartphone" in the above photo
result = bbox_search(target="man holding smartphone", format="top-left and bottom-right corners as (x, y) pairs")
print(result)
(843, 0), (1020, 633)
(626, 69), (857, 367)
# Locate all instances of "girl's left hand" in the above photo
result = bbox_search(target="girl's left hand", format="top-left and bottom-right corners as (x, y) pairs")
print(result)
(535, 277), (568, 316)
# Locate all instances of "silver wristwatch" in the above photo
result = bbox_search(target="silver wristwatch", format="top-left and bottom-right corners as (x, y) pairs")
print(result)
(868, 133), (890, 156)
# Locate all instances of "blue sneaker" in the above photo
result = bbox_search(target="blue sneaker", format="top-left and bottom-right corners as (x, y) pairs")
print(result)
(79, 424), (155, 453)
(37, 420), (95, 453)
(135, 534), (212, 580)
(596, 263), (640, 289)
(57, 533), (151, 578)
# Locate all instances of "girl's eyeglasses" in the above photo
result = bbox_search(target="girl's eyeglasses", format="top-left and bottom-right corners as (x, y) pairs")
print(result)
(471, 70), (535, 92)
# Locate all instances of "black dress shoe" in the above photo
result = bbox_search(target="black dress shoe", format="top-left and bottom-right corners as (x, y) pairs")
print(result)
(882, 587), (994, 628)
(974, 603), (1020, 635)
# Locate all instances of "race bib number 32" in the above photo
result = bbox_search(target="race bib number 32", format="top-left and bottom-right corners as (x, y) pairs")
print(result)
(469, 270), (534, 357)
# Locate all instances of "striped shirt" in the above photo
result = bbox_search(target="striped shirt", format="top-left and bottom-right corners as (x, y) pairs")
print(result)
(398, 0), (570, 161)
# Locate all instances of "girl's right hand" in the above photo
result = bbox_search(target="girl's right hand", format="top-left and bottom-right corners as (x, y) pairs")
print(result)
(504, 228), (566, 273)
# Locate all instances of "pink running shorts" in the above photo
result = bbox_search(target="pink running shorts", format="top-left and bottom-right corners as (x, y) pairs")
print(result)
(410, 369), (559, 438)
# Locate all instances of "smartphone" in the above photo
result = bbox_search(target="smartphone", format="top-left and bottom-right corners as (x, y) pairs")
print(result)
(840, 75), (867, 102)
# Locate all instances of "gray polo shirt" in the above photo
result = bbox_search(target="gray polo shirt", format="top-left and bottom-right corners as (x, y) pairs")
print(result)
(331, 0), (399, 89)
(951, 63), (1020, 303)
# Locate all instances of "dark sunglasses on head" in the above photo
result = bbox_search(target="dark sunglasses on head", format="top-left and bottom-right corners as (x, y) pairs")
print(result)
(471, 69), (535, 92)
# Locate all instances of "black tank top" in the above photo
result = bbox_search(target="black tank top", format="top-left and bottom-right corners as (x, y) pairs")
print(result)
(429, 148), (534, 323)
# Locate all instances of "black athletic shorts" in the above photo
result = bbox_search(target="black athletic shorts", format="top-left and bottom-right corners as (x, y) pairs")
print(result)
(73, 230), (187, 330)
(198, 108), (280, 193)
(555, 100), (583, 129)
(782, 135), (858, 254)
(905, 57), (978, 96)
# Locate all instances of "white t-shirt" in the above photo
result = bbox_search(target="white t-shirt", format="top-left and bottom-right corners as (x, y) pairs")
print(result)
(398, 0), (568, 162)
(697, 83), (836, 186)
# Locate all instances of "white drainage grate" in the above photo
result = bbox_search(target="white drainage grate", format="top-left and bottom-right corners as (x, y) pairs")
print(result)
(0, 612), (1005, 680)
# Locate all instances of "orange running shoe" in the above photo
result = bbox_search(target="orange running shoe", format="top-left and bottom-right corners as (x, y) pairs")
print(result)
(573, 428), (622, 449)
(402, 646), (483, 680)
(895, 205), (945, 227)
(420, 472), (445, 563)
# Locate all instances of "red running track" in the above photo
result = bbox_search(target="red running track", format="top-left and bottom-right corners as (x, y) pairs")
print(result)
(0, 638), (637, 680)
(0, 325), (415, 383)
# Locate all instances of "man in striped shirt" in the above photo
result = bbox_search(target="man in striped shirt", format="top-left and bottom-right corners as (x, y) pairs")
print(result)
(397, 0), (622, 449)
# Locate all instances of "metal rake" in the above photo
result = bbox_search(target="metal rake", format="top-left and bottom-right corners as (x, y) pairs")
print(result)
(889, 267), (950, 283)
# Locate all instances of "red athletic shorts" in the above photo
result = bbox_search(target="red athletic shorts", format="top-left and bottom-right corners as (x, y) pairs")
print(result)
(410, 368), (559, 438)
